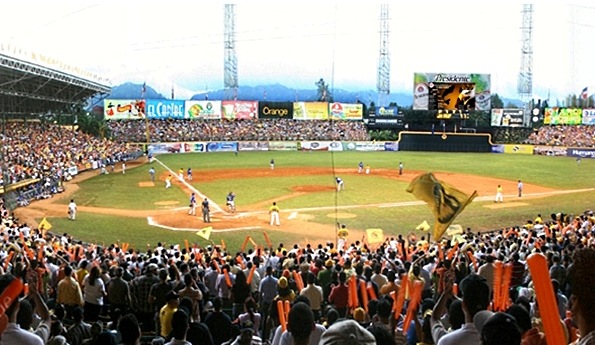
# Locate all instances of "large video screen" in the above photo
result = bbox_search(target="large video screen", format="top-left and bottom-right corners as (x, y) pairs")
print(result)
(413, 73), (491, 111)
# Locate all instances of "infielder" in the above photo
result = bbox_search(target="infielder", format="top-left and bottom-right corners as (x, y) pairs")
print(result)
(495, 184), (503, 203)
(226, 192), (236, 213)
(365, 164), (370, 175)
(269, 202), (280, 226)
(189, 193), (197, 216)
(165, 175), (172, 188)
(517, 180), (523, 197)
(149, 167), (156, 182)
(178, 168), (184, 180)
(68, 199), (77, 220)
(399, 162), (404, 176)
(270, 158), (275, 170)
(122, 162), (126, 174)
(187, 167), (193, 181)
(335, 177), (344, 191)
(358, 161), (364, 174)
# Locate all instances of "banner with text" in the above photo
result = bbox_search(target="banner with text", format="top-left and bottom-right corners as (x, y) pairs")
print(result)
(491, 108), (525, 127)
(104, 99), (146, 120)
(146, 99), (185, 119)
(355, 141), (386, 151)
(582, 109), (595, 125)
(293, 102), (329, 120)
(185, 100), (222, 119)
(238, 141), (269, 151)
(206, 142), (238, 152)
(268, 141), (298, 151)
(258, 101), (294, 120)
(533, 145), (568, 156)
(222, 101), (258, 120)
(503, 144), (534, 154)
(567, 148), (595, 158)
(329, 102), (363, 120)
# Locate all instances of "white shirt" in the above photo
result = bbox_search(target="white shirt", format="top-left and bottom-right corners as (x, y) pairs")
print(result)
(437, 322), (480, 345)
(68, 201), (77, 211)
(272, 324), (325, 345)
(1, 322), (46, 345)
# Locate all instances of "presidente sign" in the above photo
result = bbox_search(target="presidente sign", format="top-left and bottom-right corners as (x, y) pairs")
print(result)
(258, 101), (293, 119)
(413, 72), (491, 111)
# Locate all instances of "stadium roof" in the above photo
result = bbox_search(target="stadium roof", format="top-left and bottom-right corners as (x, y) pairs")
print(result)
(0, 53), (111, 116)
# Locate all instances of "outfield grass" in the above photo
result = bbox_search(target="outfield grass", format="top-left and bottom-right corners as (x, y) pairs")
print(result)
(48, 151), (594, 251)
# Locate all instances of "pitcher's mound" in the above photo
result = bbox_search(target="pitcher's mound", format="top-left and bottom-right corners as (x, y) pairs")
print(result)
(155, 201), (180, 206)
(139, 182), (154, 187)
(329, 212), (357, 219)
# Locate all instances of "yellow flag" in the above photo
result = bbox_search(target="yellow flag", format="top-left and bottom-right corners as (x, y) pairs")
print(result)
(446, 224), (464, 237)
(196, 226), (212, 241)
(366, 228), (384, 244)
(406, 172), (477, 241)
(415, 220), (431, 232)
(38, 217), (52, 231)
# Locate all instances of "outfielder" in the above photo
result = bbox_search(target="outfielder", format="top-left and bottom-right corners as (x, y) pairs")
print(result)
(269, 202), (280, 226)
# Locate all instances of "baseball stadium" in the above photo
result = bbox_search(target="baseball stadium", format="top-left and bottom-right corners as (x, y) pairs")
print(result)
(0, 3), (594, 345)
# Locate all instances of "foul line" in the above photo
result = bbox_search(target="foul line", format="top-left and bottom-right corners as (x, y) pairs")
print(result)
(153, 157), (224, 213)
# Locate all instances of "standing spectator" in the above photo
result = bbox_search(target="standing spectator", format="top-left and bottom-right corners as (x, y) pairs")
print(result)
(204, 297), (233, 345)
(67, 307), (92, 345)
(259, 266), (278, 339)
(237, 297), (261, 336)
(566, 248), (595, 345)
(131, 263), (160, 332)
(150, 268), (178, 335)
(328, 272), (349, 318)
(118, 314), (142, 345)
(317, 259), (334, 302)
(478, 255), (495, 297)
(165, 309), (191, 345)
(107, 266), (131, 316)
(300, 272), (323, 321)
(57, 264), (84, 319)
(159, 291), (180, 338)
(231, 270), (251, 320)
(82, 266), (106, 322)
(178, 273), (203, 322)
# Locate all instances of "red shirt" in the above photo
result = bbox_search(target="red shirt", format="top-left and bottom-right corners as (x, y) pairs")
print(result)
(328, 283), (349, 308)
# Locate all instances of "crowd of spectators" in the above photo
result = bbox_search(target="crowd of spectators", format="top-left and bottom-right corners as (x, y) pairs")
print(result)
(107, 119), (371, 143)
(0, 189), (594, 344)
(0, 121), (142, 201)
(525, 125), (595, 147)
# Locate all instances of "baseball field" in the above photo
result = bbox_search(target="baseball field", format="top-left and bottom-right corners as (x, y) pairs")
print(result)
(15, 151), (595, 252)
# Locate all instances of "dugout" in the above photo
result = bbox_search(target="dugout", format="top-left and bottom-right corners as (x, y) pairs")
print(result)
(397, 131), (492, 152)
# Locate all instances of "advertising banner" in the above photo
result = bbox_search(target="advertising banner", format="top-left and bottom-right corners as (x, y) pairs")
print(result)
(206, 142), (238, 152)
(186, 142), (208, 153)
(567, 148), (595, 158)
(355, 141), (386, 151)
(146, 99), (185, 119)
(503, 144), (534, 154)
(258, 101), (293, 119)
(185, 101), (222, 119)
(341, 142), (358, 151)
(491, 108), (525, 127)
(268, 141), (298, 151)
(299, 141), (343, 151)
(413, 73), (491, 111)
(293, 102), (329, 120)
(329, 102), (363, 120)
(491, 145), (504, 154)
(533, 145), (567, 156)
(238, 141), (269, 151)
(222, 101), (258, 120)
(384, 142), (399, 151)
(582, 109), (595, 125)
(544, 108), (582, 125)
(104, 99), (146, 120)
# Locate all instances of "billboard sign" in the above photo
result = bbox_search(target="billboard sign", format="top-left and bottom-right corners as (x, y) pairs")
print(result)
(544, 108), (582, 125)
(258, 101), (294, 119)
(329, 102), (363, 120)
(491, 108), (525, 127)
(104, 99), (146, 120)
(222, 101), (258, 120)
(413, 73), (491, 111)
(146, 100), (185, 119)
(583, 109), (595, 125)
(293, 102), (329, 120)
(185, 100), (222, 119)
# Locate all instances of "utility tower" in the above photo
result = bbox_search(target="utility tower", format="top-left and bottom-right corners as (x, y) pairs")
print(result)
(517, 4), (533, 105)
(224, 4), (238, 100)
(377, 4), (390, 107)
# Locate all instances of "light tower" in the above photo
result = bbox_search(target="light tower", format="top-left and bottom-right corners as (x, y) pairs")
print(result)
(224, 4), (238, 100)
(377, 4), (390, 107)
(517, 4), (533, 107)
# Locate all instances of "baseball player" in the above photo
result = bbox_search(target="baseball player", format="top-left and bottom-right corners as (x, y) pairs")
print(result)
(358, 161), (364, 174)
(149, 167), (156, 182)
(269, 202), (280, 226)
(178, 168), (184, 180)
(187, 167), (193, 181)
(517, 180), (523, 197)
(68, 199), (77, 220)
(270, 158), (275, 170)
(226, 192), (236, 213)
(165, 174), (172, 188)
(399, 162), (404, 176)
(202, 198), (211, 223)
(495, 184), (503, 203)
(189, 193), (197, 216)
(122, 162), (126, 174)
(337, 223), (349, 251)
(335, 177), (344, 191)
(365, 164), (370, 175)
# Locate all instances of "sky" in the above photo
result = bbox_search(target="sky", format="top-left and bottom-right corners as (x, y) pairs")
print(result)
(1, 0), (594, 101)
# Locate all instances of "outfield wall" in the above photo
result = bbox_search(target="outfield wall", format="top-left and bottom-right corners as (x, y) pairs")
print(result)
(143, 139), (595, 158)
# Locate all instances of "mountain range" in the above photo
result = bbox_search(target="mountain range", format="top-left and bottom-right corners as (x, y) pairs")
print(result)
(97, 82), (523, 108)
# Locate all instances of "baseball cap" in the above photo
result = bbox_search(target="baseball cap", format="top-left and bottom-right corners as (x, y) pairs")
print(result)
(319, 319), (376, 345)
(325, 259), (334, 268)
(473, 310), (494, 334)
(278, 276), (288, 289)
(147, 263), (158, 272)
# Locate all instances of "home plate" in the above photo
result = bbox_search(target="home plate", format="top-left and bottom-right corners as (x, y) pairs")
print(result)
(288, 211), (298, 219)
